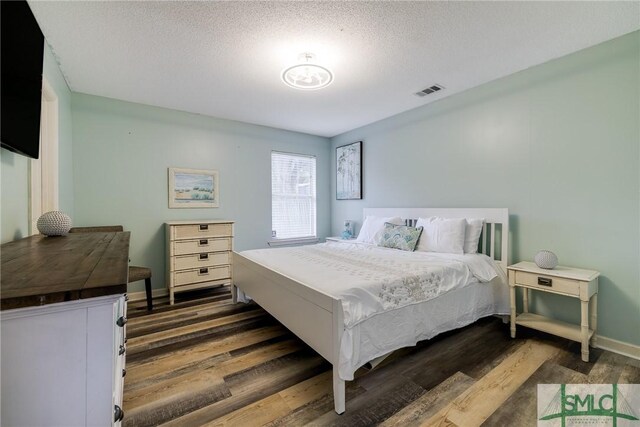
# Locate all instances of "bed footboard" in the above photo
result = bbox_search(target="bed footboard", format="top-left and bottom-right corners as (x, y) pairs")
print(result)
(233, 251), (346, 414)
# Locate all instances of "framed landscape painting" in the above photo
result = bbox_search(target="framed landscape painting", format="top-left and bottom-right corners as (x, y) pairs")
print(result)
(336, 141), (362, 200)
(168, 167), (219, 208)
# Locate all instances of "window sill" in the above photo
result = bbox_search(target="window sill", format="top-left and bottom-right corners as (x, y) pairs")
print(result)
(267, 237), (319, 247)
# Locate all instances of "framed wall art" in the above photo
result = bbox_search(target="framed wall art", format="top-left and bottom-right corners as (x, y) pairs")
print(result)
(168, 167), (219, 208)
(336, 141), (362, 200)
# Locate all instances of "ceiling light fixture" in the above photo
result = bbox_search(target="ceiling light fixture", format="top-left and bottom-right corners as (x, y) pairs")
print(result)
(282, 53), (333, 90)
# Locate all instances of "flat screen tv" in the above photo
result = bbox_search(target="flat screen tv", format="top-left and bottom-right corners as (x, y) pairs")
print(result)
(1, 0), (45, 159)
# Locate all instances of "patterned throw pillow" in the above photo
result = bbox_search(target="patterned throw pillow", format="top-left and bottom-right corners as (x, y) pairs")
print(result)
(377, 222), (424, 251)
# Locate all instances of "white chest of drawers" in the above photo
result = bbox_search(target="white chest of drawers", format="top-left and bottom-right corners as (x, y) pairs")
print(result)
(166, 220), (234, 305)
(1, 294), (127, 426)
(1, 232), (130, 426)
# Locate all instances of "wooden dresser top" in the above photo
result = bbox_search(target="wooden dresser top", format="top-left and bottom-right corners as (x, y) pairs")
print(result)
(1, 232), (130, 310)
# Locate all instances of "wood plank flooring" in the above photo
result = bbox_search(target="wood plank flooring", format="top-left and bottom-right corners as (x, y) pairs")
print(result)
(124, 286), (639, 427)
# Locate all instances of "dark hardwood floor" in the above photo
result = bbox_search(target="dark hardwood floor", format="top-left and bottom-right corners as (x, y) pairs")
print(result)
(123, 286), (639, 426)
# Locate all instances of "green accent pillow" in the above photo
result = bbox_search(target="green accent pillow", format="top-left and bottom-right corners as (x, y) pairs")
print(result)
(377, 222), (423, 251)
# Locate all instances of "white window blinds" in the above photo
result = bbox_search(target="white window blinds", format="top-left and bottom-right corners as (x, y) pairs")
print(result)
(271, 152), (317, 239)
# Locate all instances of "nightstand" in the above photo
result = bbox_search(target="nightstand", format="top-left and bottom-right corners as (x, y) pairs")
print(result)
(325, 236), (356, 243)
(508, 261), (600, 362)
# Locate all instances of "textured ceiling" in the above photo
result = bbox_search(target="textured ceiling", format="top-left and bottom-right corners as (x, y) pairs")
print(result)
(29, 1), (639, 137)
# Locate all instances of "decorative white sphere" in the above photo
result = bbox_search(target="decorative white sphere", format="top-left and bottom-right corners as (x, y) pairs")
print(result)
(37, 211), (72, 236)
(535, 250), (558, 269)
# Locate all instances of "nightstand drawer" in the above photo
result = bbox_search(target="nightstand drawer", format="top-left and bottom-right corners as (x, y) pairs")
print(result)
(515, 270), (580, 296)
(172, 251), (231, 271)
(173, 223), (233, 240)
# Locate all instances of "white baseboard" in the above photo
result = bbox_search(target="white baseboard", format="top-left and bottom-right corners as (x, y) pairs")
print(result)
(127, 288), (168, 302)
(595, 335), (640, 360)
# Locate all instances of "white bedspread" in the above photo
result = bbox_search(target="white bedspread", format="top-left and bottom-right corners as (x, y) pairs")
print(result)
(239, 241), (507, 379)
(241, 241), (500, 328)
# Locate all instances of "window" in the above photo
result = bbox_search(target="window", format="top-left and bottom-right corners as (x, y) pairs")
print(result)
(271, 151), (316, 240)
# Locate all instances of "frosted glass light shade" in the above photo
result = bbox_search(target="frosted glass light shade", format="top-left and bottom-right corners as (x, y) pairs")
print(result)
(282, 64), (333, 90)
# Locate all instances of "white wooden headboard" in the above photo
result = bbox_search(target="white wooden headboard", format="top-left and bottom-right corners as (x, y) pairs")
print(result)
(363, 208), (509, 272)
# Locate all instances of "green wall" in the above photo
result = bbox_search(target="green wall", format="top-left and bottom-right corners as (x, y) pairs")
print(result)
(331, 32), (640, 346)
(71, 93), (331, 293)
(1, 150), (29, 243)
(1, 44), (74, 243)
(3, 30), (636, 349)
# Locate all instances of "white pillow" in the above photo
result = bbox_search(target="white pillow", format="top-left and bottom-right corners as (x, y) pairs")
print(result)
(464, 218), (485, 254)
(356, 216), (404, 244)
(415, 217), (466, 254)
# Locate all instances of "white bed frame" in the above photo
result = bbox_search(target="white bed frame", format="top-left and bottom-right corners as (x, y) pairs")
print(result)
(232, 208), (509, 414)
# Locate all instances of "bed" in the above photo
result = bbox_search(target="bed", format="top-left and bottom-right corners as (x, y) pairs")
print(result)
(232, 208), (509, 414)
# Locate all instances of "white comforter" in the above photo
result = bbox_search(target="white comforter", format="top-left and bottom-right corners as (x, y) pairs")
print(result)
(240, 241), (500, 328)
(239, 241), (507, 379)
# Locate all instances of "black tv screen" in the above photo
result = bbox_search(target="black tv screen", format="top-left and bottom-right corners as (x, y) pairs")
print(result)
(1, 0), (45, 159)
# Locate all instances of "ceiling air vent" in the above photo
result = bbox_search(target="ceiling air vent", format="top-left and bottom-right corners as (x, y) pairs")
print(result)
(415, 84), (444, 97)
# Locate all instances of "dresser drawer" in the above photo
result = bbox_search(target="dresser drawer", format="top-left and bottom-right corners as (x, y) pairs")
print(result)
(173, 223), (232, 240)
(514, 271), (579, 296)
(173, 265), (231, 287)
(173, 237), (232, 256)
(172, 251), (230, 271)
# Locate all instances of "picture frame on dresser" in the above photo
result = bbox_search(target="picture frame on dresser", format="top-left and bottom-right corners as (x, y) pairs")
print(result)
(168, 167), (219, 208)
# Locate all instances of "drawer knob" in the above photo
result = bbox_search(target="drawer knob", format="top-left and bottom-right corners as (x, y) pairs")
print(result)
(537, 277), (552, 286)
(199, 239), (209, 246)
(199, 253), (209, 260)
(199, 267), (209, 275)
(116, 316), (127, 327)
(114, 405), (124, 422)
(199, 224), (209, 231)
(119, 345), (126, 356)
(122, 368), (127, 378)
